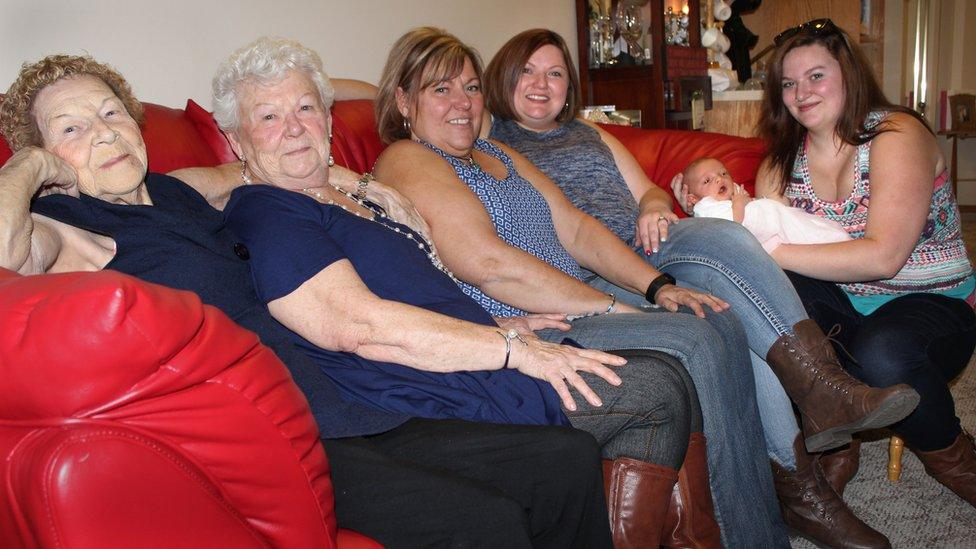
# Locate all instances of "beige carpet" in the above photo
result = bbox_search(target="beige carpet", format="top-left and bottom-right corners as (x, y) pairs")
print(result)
(790, 213), (976, 547)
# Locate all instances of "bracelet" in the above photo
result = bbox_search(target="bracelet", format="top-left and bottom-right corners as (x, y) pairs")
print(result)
(355, 173), (373, 201)
(644, 273), (676, 304)
(566, 293), (616, 321)
(496, 329), (527, 369)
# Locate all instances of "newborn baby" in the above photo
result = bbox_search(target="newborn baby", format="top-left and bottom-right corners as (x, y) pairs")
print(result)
(681, 157), (851, 253)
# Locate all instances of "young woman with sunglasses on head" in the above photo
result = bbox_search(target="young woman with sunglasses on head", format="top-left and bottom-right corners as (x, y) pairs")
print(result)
(756, 19), (976, 515)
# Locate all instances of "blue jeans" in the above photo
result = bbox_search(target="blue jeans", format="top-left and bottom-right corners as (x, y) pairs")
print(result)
(787, 271), (976, 451)
(537, 310), (790, 549)
(596, 217), (806, 467)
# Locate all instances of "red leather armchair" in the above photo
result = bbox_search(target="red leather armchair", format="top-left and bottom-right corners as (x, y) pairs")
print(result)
(0, 268), (379, 549)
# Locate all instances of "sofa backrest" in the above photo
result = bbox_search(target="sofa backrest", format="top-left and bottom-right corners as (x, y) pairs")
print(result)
(0, 95), (765, 215)
(0, 97), (382, 175)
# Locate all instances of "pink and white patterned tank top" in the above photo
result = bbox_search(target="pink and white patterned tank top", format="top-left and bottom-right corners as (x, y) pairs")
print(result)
(785, 111), (973, 303)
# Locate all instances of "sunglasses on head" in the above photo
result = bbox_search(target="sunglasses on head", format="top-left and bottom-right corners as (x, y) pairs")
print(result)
(773, 18), (839, 47)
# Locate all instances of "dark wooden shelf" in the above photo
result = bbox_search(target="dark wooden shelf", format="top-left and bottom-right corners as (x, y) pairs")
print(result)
(575, 0), (701, 129)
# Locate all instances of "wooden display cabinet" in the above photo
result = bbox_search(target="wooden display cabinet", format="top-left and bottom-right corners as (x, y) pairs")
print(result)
(575, 0), (703, 129)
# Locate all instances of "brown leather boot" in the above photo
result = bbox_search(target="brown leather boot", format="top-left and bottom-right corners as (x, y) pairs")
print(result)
(818, 438), (861, 497)
(766, 319), (920, 452)
(912, 431), (976, 508)
(603, 457), (679, 549)
(661, 433), (722, 549)
(771, 435), (890, 549)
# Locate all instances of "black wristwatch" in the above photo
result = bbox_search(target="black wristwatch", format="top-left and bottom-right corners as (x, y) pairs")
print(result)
(645, 273), (676, 304)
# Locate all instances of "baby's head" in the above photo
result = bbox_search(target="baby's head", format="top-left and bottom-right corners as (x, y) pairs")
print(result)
(683, 157), (735, 206)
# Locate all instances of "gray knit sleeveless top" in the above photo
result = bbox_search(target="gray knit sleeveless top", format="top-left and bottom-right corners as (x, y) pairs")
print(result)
(490, 118), (639, 247)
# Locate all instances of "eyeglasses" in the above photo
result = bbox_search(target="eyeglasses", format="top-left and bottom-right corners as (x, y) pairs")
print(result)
(773, 18), (839, 47)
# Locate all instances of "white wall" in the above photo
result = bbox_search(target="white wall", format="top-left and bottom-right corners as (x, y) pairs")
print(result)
(0, 0), (576, 108)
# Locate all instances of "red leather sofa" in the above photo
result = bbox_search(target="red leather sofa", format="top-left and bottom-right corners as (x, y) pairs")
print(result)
(0, 97), (764, 548)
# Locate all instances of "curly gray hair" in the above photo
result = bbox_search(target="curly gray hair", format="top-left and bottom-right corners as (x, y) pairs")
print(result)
(212, 37), (335, 131)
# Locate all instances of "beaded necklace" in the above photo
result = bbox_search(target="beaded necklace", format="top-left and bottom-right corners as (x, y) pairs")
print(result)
(300, 184), (458, 282)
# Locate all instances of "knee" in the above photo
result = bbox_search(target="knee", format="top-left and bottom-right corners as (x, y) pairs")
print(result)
(619, 354), (694, 435)
(457, 492), (530, 544)
(542, 427), (603, 473)
(845, 328), (923, 384)
(689, 217), (764, 252)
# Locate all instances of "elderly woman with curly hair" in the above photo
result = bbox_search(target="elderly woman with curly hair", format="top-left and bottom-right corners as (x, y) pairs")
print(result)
(0, 54), (617, 547)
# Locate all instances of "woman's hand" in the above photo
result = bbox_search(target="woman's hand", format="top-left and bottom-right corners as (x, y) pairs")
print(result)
(669, 173), (693, 215)
(495, 314), (571, 335)
(366, 179), (436, 246)
(5, 147), (78, 198)
(653, 284), (729, 318)
(512, 338), (626, 411)
(634, 203), (679, 254)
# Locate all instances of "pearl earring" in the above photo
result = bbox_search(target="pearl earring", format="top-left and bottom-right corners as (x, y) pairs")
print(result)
(240, 158), (253, 185)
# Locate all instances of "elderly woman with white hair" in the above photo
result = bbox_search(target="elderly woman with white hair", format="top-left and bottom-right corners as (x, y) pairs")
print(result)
(0, 53), (618, 547)
(207, 36), (729, 547)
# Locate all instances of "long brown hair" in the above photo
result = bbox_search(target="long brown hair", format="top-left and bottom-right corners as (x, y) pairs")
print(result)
(759, 24), (928, 193)
(484, 29), (582, 125)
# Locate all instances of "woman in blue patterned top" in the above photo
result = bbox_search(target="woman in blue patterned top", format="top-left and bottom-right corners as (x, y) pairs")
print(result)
(373, 27), (793, 549)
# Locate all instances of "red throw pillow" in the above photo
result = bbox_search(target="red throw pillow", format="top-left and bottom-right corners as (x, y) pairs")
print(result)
(185, 99), (238, 164)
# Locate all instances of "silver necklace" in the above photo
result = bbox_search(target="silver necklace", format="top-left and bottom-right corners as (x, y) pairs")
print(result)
(300, 184), (458, 282)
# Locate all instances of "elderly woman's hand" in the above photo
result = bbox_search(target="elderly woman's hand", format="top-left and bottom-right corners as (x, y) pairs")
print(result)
(669, 173), (693, 215)
(511, 338), (626, 411)
(3, 147), (78, 198)
(494, 314), (571, 335)
(366, 179), (435, 245)
(653, 284), (729, 318)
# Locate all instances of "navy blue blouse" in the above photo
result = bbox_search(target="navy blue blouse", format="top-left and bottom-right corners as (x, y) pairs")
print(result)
(32, 173), (408, 439)
(224, 184), (568, 427)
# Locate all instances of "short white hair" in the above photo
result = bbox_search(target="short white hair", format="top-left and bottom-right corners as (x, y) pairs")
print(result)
(212, 36), (335, 131)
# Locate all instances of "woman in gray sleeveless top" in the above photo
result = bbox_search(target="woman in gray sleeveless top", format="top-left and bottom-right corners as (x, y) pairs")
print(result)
(483, 28), (918, 548)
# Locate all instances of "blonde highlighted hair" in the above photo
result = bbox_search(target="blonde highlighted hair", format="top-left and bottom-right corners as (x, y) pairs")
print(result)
(376, 27), (483, 144)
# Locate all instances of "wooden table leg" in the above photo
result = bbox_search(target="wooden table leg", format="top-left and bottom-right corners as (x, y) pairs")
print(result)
(888, 436), (905, 482)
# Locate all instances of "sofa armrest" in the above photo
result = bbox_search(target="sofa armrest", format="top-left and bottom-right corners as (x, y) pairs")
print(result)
(6, 425), (269, 549)
(0, 269), (342, 549)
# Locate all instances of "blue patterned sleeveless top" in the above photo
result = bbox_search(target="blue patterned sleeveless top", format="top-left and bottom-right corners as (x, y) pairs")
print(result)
(420, 139), (584, 317)
(785, 111), (974, 313)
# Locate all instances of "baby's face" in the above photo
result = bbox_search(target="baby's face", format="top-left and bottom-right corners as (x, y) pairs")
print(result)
(688, 159), (735, 201)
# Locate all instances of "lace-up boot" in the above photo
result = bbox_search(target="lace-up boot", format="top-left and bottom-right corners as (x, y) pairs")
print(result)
(772, 435), (890, 549)
(818, 437), (861, 497)
(766, 320), (920, 452)
(912, 431), (976, 508)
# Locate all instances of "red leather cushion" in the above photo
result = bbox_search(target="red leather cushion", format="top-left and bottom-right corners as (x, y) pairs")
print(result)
(0, 269), (338, 548)
(185, 99), (238, 164)
(332, 100), (386, 174)
(141, 102), (221, 173)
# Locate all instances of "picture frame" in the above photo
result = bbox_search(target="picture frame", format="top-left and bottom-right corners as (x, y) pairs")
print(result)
(949, 93), (976, 131)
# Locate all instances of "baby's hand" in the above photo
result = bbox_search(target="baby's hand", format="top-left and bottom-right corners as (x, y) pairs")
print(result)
(732, 184), (751, 203)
